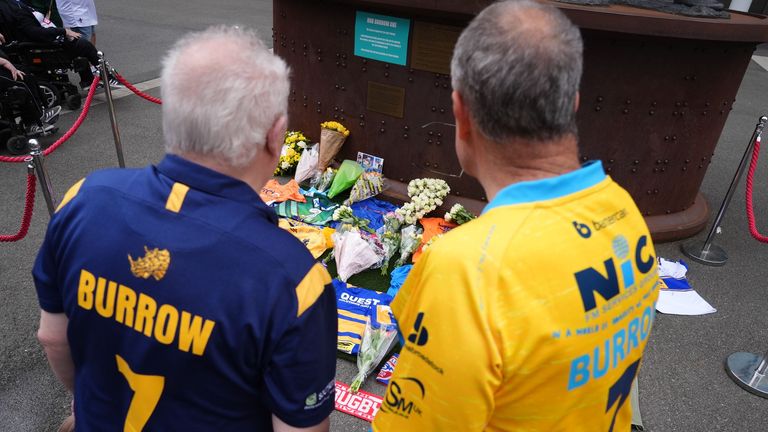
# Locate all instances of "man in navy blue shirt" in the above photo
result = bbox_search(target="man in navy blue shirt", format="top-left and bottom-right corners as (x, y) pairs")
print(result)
(33, 26), (337, 431)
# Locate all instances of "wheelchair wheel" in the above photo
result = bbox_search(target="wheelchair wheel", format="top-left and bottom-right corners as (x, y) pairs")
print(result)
(6, 135), (28, 155)
(65, 94), (82, 110)
(38, 82), (61, 109)
(0, 128), (11, 151)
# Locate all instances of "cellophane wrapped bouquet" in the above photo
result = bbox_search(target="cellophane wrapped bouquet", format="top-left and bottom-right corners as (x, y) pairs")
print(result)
(395, 224), (423, 267)
(378, 212), (403, 276)
(332, 225), (386, 282)
(333, 205), (374, 233)
(350, 304), (398, 393)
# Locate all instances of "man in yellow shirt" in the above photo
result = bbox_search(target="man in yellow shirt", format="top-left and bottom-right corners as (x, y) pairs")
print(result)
(372, 1), (660, 431)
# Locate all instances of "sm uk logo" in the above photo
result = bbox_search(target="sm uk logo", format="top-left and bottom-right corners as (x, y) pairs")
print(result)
(574, 235), (654, 313)
(382, 377), (425, 419)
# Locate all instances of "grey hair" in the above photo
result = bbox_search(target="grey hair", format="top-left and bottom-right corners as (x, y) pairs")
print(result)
(451, 0), (583, 143)
(161, 26), (290, 167)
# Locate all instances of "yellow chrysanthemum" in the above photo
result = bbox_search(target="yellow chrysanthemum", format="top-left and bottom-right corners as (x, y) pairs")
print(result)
(320, 121), (350, 137)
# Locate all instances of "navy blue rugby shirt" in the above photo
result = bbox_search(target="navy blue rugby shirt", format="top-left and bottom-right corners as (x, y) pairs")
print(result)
(33, 154), (337, 431)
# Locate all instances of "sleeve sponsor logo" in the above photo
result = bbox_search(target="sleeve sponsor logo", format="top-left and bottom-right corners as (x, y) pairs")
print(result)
(305, 379), (335, 410)
(407, 312), (429, 346)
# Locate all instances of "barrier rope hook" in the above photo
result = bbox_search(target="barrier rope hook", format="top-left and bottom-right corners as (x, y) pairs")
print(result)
(0, 161), (37, 243)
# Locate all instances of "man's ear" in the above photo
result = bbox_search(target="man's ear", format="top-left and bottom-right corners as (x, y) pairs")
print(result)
(452, 90), (472, 141)
(574, 91), (580, 113)
(265, 114), (288, 159)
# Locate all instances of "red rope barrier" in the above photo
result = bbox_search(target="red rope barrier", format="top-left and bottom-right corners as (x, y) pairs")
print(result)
(113, 72), (162, 105)
(0, 75), (100, 163)
(745, 135), (768, 243)
(43, 75), (100, 157)
(0, 172), (36, 242)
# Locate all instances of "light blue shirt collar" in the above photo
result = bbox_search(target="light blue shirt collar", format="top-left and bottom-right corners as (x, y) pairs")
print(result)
(482, 160), (606, 214)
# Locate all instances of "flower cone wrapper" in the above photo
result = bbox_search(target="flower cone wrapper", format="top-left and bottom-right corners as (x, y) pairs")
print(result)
(318, 128), (347, 170)
(333, 229), (381, 282)
(294, 145), (319, 184)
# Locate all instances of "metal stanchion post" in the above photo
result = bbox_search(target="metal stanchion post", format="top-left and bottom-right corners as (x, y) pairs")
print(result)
(98, 51), (125, 168)
(726, 350), (768, 398)
(681, 115), (767, 266)
(28, 139), (56, 216)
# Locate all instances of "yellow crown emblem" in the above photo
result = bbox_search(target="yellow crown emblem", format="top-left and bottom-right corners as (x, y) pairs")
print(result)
(128, 246), (171, 281)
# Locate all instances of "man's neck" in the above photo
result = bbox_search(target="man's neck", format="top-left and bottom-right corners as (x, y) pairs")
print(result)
(177, 152), (268, 192)
(476, 134), (582, 202)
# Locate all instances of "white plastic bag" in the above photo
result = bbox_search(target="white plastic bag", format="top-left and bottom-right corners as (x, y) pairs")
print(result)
(294, 145), (319, 184)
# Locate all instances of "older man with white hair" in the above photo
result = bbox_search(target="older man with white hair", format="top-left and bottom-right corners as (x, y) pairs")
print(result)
(33, 26), (336, 432)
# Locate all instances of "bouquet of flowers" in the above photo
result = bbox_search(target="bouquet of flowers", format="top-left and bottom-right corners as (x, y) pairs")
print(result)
(378, 212), (403, 276)
(350, 305), (398, 393)
(333, 226), (385, 282)
(274, 131), (310, 176)
(318, 121), (350, 171)
(327, 160), (364, 199)
(444, 203), (477, 225)
(311, 167), (336, 192)
(344, 172), (384, 206)
(395, 178), (451, 225)
(395, 224), (423, 267)
(294, 144), (319, 184)
(333, 205), (375, 233)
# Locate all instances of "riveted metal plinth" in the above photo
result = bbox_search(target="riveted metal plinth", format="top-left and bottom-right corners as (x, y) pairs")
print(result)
(726, 352), (768, 399)
(275, 0), (768, 240)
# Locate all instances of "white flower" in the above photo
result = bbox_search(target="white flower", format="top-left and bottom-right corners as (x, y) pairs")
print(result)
(298, 141), (307, 149)
(444, 212), (452, 222)
(281, 161), (290, 169)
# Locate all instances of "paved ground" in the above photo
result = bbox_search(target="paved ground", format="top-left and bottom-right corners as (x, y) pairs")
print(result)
(1, 1), (767, 431)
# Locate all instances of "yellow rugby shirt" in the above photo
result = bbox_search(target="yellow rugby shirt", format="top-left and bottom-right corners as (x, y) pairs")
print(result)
(373, 161), (659, 432)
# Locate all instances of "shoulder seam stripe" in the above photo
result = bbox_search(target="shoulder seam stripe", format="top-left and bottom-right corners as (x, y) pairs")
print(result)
(296, 263), (332, 317)
(165, 183), (190, 213)
(55, 178), (85, 213)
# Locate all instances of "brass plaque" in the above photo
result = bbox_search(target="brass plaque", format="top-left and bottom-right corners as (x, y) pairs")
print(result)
(367, 81), (406, 118)
(411, 21), (462, 75)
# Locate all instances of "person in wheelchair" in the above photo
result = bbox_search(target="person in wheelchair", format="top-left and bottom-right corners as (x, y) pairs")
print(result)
(0, 0), (120, 90)
(0, 40), (61, 141)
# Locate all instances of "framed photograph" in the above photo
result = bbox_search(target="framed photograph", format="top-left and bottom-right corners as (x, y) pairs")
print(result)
(357, 152), (384, 173)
